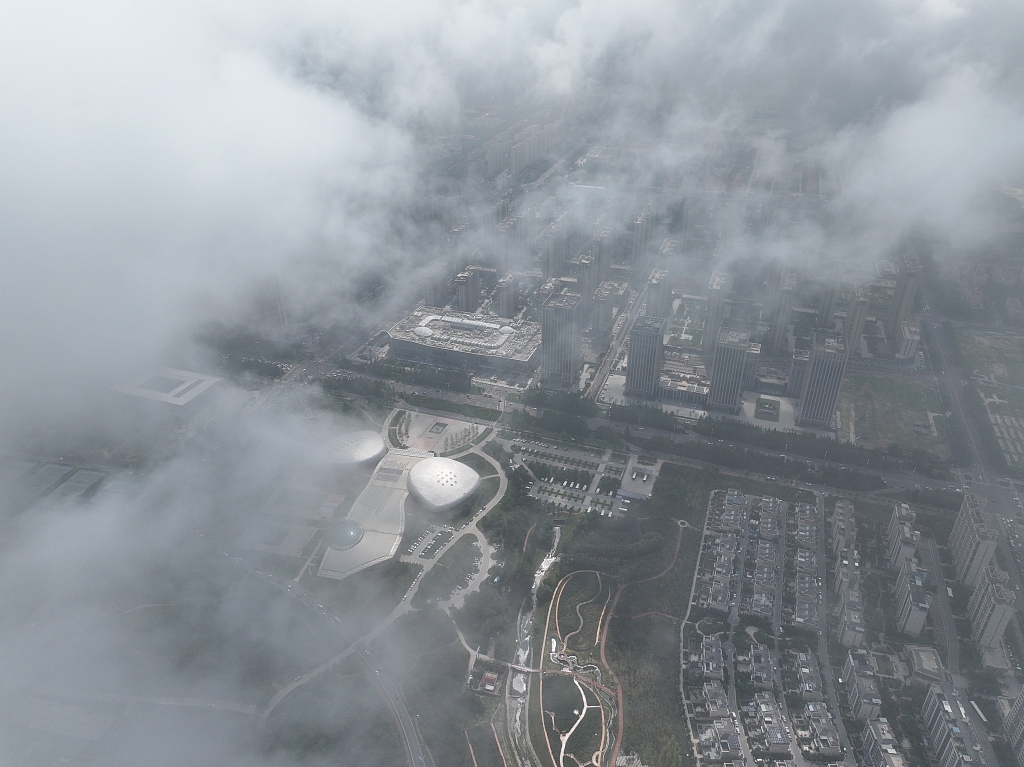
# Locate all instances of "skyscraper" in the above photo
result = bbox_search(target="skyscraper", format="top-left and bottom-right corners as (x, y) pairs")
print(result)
(819, 276), (839, 329)
(540, 291), (582, 390)
(702, 272), (730, 355)
(495, 273), (518, 318)
(625, 316), (666, 398)
(709, 328), (758, 413)
(844, 288), (869, 356)
(967, 565), (1015, 649)
(796, 333), (847, 429)
(886, 255), (921, 342)
(645, 269), (673, 320)
(788, 349), (809, 397)
(769, 271), (796, 354)
(571, 253), (598, 317)
(949, 494), (996, 589)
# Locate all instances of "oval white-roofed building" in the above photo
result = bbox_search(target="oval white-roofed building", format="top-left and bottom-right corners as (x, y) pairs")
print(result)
(319, 430), (388, 466)
(407, 457), (480, 511)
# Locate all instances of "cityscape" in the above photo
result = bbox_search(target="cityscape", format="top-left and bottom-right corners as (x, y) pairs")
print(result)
(2, 2), (1024, 767)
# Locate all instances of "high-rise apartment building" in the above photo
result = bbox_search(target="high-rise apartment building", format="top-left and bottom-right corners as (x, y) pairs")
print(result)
(922, 683), (988, 767)
(625, 316), (666, 398)
(646, 269), (673, 320)
(1005, 687), (1024, 767)
(769, 271), (796, 354)
(967, 565), (1014, 649)
(702, 272), (730, 354)
(796, 333), (847, 430)
(887, 255), (921, 342)
(885, 503), (919, 571)
(895, 558), (930, 637)
(949, 494), (996, 589)
(897, 320), (921, 361)
(863, 719), (907, 767)
(540, 291), (582, 390)
(844, 288), (870, 356)
(709, 328), (758, 413)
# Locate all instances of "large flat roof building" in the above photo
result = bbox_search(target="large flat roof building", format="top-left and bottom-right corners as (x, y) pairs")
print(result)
(387, 306), (541, 375)
(317, 446), (480, 581)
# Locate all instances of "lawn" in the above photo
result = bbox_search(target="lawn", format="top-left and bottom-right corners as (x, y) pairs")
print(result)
(403, 393), (501, 421)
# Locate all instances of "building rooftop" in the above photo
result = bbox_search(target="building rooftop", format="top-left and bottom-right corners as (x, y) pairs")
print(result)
(632, 316), (665, 334)
(113, 367), (220, 406)
(317, 430), (388, 466)
(718, 328), (750, 347)
(543, 291), (583, 310)
(388, 307), (541, 363)
(407, 457), (480, 512)
(318, 448), (432, 580)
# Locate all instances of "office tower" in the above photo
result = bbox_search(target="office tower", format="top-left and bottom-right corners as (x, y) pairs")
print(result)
(455, 270), (479, 312)
(763, 263), (782, 321)
(539, 216), (569, 280)
(424, 263), (450, 308)
(819, 276), (839, 329)
(968, 566), (1015, 648)
(702, 272), (730, 354)
(895, 558), (930, 637)
(495, 273), (518, 319)
(646, 269), (674, 319)
(769, 271), (797, 354)
(592, 227), (612, 280)
(844, 288), (869, 356)
(448, 222), (469, 273)
(709, 329), (757, 413)
(625, 316), (666, 398)
(885, 503), (919, 571)
(540, 291), (582, 390)
(796, 333), (848, 429)
(571, 253), (598, 316)
(1005, 687), (1024, 767)
(897, 320), (921, 360)
(887, 255), (922, 342)
(630, 212), (651, 263)
(788, 349), (809, 397)
(949, 494), (996, 589)
(592, 283), (615, 344)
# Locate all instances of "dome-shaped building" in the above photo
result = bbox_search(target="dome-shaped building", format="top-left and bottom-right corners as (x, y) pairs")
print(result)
(317, 430), (387, 467)
(407, 457), (480, 512)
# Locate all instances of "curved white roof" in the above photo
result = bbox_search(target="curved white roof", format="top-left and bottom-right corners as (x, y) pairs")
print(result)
(319, 431), (387, 466)
(407, 457), (480, 511)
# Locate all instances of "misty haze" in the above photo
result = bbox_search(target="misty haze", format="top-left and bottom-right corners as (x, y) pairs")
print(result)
(2, 1), (1024, 766)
